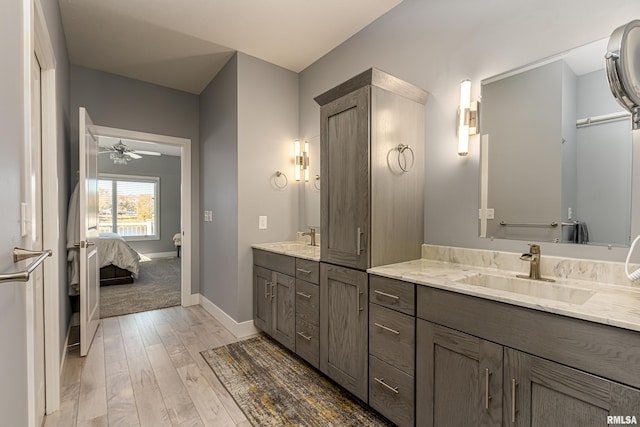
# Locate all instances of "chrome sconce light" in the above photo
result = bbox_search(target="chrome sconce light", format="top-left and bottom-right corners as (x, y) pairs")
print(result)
(457, 79), (480, 156)
(294, 139), (309, 181)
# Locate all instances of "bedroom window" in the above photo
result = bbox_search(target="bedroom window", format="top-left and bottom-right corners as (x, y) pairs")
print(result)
(98, 174), (160, 240)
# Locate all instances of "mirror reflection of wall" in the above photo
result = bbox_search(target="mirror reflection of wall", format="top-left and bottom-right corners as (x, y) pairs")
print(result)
(303, 135), (320, 228)
(480, 39), (633, 247)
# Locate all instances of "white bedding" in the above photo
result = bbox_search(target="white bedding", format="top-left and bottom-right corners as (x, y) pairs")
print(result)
(97, 232), (141, 278)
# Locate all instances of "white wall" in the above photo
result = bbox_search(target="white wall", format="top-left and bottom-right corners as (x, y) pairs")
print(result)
(299, 0), (640, 262)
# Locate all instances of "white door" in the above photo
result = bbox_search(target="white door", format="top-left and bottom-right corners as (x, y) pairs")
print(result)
(28, 50), (46, 427)
(79, 107), (100, 356)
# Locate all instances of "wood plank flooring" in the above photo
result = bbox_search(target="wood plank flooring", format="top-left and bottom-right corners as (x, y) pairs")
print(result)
(44, 306), (253, 427)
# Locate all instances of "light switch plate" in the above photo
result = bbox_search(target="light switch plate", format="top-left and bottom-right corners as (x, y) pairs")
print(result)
(259, 216), (267, 229)
(479, 208), (495, 220)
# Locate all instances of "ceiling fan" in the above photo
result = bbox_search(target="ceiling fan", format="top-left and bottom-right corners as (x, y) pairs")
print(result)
(99, 140), (161, 164)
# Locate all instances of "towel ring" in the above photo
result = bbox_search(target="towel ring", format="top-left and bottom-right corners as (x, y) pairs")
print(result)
(274, 171), (288, 189)
(313, 174), (321, 191)
(397, 144), (415, 172)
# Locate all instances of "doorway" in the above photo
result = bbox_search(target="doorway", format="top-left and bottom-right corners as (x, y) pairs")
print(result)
(93, 126), (193, 306)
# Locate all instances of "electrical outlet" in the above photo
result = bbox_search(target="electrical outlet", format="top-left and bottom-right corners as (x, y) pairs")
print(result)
(259, 216), (267, 229)
(568, 207), (572, 220)
(479, 208), (495, 220)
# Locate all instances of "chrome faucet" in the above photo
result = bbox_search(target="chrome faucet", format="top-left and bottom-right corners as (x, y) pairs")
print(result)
(302, 227), (316, 246)
(517, 243), (555, 282)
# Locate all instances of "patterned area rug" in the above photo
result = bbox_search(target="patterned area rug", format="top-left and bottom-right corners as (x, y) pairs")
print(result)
(100, 257), (181, 318)
(201, 335), (392, 426)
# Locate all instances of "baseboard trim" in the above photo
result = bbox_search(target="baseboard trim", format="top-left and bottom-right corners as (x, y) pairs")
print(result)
(141, 251), (177, 259)
(197, 294), (259, 339)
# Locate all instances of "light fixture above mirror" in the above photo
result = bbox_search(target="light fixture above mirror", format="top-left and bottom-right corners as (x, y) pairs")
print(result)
(457, 80), (480, 156)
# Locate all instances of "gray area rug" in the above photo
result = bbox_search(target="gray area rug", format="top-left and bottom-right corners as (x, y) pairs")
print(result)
(100, 257), (181, 318)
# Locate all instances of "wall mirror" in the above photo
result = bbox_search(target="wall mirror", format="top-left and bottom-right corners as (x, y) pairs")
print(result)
(303, 135), (320, 229)
(479, 38), (633, 247)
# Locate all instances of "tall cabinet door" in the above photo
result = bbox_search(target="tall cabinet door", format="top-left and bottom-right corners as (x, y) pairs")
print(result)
(504, 348), (640, 426)
(416, 320), (503, 427)
(253, 266), (272, 333)
(320, 263), (369, 402)
(271, 272), (296, 351)
(320, 86), (370, 270)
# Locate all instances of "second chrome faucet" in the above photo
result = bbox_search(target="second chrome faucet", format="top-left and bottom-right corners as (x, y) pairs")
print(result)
(517, 243), (555, 282)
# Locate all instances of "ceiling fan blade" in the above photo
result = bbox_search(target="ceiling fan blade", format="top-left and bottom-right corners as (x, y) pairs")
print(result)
(128, 153), (142, 159)
(98, 151), (112, 154)
(133, 150), (161, 156)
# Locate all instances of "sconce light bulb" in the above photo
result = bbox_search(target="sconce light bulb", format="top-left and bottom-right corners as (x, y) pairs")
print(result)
(458, 79), (472, 156)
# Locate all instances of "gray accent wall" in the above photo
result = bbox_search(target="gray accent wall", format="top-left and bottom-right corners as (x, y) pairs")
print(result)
(200, 52), (299, 323)
(99, 154), (181, 254)
(299, 0), (640, 262)
(70, 65), (201, 292)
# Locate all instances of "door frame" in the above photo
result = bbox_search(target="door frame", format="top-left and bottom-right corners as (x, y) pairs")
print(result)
(93, 125), (193, 305)
(25, 0), (61, 419)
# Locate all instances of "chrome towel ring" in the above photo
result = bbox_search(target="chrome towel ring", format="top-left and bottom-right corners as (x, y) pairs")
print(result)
(274, 171), (288, 189)
(396, 144), (415, 173)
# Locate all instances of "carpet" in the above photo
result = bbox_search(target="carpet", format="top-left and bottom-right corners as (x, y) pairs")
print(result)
(100, 257), (181, 318)
(201, 335), (392, 427)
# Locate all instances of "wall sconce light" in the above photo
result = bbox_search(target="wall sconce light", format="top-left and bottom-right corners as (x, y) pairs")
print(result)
(457, 79), (480, 156)
(294, 139), (309, 181)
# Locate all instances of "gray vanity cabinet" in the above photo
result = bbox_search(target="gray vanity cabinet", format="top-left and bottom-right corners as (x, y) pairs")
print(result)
(319, 262), (369, 402)
(369, 275), (416, 427)
(294, 258), (321, 368)
(252, 249), (295, 351)
(416, 320), (503, 427)
(504, 349), (640, 427)
(315, 68), (429, 271)
(416, 285), (640, 426)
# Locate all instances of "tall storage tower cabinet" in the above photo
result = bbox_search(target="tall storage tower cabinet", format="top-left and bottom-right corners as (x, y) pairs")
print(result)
(315, 68), (428, 402)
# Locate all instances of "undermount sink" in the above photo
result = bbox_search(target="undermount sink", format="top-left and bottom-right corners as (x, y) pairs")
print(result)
(455, 273), (596, 305)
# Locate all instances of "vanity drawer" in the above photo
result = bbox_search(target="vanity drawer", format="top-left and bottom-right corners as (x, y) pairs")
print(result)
(295, 258), (319, 284)
(295, 317), (319, 368)
(369, 355), (414, 427)
(253, 249), (295, 276)
(369, 304), (415, 376)
(295, 279), (319, 325)
(370, 274), (415, 315)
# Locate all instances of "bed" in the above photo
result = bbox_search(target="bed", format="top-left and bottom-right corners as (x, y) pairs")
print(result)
(97, 232), (141, 286)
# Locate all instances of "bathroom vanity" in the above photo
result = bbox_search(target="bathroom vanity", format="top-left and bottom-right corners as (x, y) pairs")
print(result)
(253, 242), (640, 426)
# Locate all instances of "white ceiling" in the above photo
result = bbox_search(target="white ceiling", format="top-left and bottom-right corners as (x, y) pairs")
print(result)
(59, 0), (403, 94)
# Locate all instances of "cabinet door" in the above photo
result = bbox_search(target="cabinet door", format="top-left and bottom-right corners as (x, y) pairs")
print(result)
(505, 348), (640, 427)
(320, 86), (370, 270)
(320, 263), (369, 402)
(416, 320), (503, 427)
(253, 265), (272, 333)
(271, 272), (295, 351)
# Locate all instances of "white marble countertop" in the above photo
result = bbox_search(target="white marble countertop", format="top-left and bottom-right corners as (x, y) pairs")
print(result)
(368, 258), (640, 333)
(251, 241), (320, 262)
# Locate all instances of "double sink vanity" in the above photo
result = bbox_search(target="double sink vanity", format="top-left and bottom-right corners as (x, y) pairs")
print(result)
(253, 241), (640, 426)
(253, 60), (640, 426)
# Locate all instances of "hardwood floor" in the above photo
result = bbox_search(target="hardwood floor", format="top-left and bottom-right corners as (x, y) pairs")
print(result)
(44, 306), (252, 427)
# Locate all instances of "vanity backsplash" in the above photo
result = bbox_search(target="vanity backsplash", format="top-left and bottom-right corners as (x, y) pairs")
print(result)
(422, 244), (640, 288)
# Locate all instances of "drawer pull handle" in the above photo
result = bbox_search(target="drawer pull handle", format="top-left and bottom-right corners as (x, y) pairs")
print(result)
(511, 378), (518, 423)
(296, 291), (312, 299)
(296, 268), (312, 274)
(485, 368), (492, 410)
(374, 290), (400, 300)
(296, 331), (312, 341)
(374, 377), (399, 394)
(270, 283), (275, 300)
(374, 323), (400, 335)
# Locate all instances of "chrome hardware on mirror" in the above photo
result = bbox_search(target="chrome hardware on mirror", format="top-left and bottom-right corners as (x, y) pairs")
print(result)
(606, 19), (640, 129)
